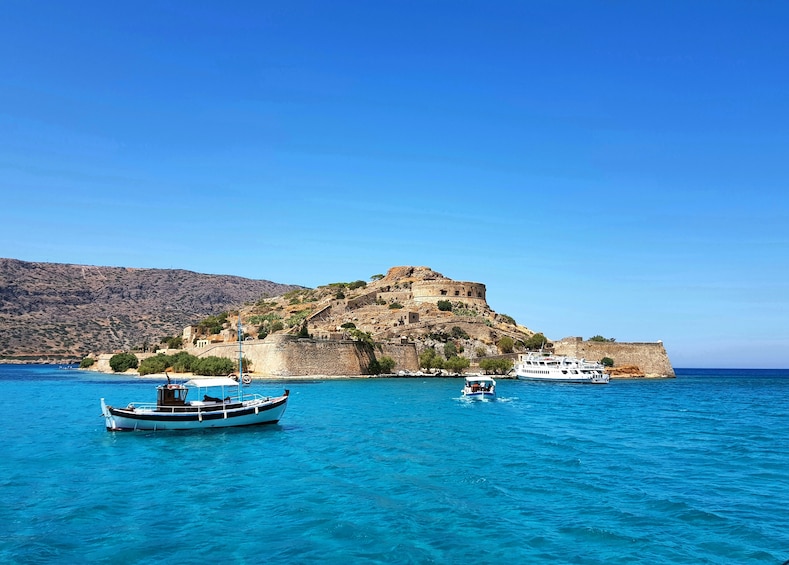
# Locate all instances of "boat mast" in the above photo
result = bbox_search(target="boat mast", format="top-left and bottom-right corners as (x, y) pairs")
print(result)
(237, 315), (243, 401)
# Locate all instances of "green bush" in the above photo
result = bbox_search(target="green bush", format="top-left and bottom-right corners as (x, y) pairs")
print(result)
(138, 354), (170, 376)
(419, 347), (445, 370)
(445, 356), (470, 374)
(497, 336), (514, 354)
(109, 352), (138, 372)
(192, 356), (235, 376)
(437, 300), (452, 311)
(170, 351), (197, 373)
(388, 302), (403, 309)
(444, 342), (458, 359)
(601, 357), (615, 367)
(524, 332), (549, 350)
(378, 356), (396, 374)
(451, 326), (469, 340)
(499, 314), (516, 325)
(79, 357), (95, 368)
(590, 335), (616, 342)
(479, 358), (513, 374)
(341, 322), (356, 329)
(197, 313), (228, 335)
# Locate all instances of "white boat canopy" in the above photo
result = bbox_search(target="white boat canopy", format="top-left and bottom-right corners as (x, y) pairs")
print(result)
(184, 377), (240, 388)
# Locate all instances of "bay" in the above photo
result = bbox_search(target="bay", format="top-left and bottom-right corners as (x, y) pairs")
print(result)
(1, 365), (787, 564)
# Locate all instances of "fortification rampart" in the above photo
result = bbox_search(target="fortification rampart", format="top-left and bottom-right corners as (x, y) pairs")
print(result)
(553, 337), (675, 378)
(411, 280), (487, 306)
(188, 334), (419, 376)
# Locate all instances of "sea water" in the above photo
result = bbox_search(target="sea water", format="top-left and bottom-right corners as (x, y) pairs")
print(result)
(1, 366), (787, 564)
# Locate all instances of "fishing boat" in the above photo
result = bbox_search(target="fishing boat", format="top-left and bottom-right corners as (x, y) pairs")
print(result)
(100, 319), (289, 431)
(512, 352), (609, 384)
(462, 375), (496, 399)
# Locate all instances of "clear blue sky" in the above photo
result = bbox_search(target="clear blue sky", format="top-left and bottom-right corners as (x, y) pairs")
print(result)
(2, 1), (787, 368)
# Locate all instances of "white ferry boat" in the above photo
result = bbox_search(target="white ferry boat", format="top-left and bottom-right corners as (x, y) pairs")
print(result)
(512, 352), (609, 384)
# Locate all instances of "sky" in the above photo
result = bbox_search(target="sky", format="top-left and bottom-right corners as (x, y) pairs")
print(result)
(1, 1), (788, 368)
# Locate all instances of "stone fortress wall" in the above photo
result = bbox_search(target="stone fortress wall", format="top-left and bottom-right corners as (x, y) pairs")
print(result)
(553, 337), (675, 378)
(411, 280), (487, 306)
(184, 334), (419, 377)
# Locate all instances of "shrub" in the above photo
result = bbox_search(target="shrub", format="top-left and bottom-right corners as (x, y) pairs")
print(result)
(197, 313), (228, 335)
(348, 280), (367, 290)
(500, 314), (516, 325)
(497, 336), (514, 354)
(109, 352), (138, 372)
(451, 326), (469, 340)
(437, 300), (452, 311)
(419, 347), (445, 370)
(138, 354), (170, 376)
(388, 302), (403, 309)
(341, 322), (356, 329)
(170, 351), (197, 373)
(524, 332), (549, 350)
(479, 358), (513, 375)
(270, 321), (284, 332)
(192, 356), (235, 376)
(378, 356), (396, 373)
(601, 357), (615, 367)
(444, 342), (458, 359)
(445, 356), (470, 374)
(79, 357), (95, 368)
(590, 335), (616, 342)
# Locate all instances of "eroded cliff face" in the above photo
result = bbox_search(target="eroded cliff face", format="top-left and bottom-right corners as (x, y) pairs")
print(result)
(553, 338), (675, 378)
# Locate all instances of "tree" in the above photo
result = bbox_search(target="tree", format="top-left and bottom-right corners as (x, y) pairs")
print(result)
(370, 274), (384, 281)
(437, 300), (452, 311)
(138, 354), (170, 376)
(497, 336), (514, 354)
(79, 357), (95, 368)
(192, 356), (234, 376)
(419, 347), (444, 371)
(109, 352), (138, 372)
(445, 356), (470, 374)
(378, 356), (396, 373)
(444, 341), (458, 359)
(479, 358), (513, 375)
(297, 323), (310, 338)
(524, 332), (549, 350)
(601, 357), (615, 367)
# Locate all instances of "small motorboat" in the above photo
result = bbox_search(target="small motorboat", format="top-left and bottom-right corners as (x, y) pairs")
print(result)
(462, 375), (496, 400)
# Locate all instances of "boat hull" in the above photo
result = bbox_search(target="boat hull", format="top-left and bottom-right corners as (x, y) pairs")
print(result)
(514, 372), (608, 384)
(462, 391), (496, 400)
(101, 395), (288, 431)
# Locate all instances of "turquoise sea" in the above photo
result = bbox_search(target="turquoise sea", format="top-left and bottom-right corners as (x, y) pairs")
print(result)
(1, 365), (787, 564)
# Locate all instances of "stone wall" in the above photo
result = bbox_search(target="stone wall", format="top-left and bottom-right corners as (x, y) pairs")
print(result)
(379, 342), (419, 372)
(411, 280), (487, 307)
(553, 337), (675, 378)
(188, 334), (419, 376)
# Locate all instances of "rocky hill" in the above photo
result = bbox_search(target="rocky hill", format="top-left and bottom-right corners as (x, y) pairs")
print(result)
(0, 258), (303, 362)
(231, 265), (538, 358)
